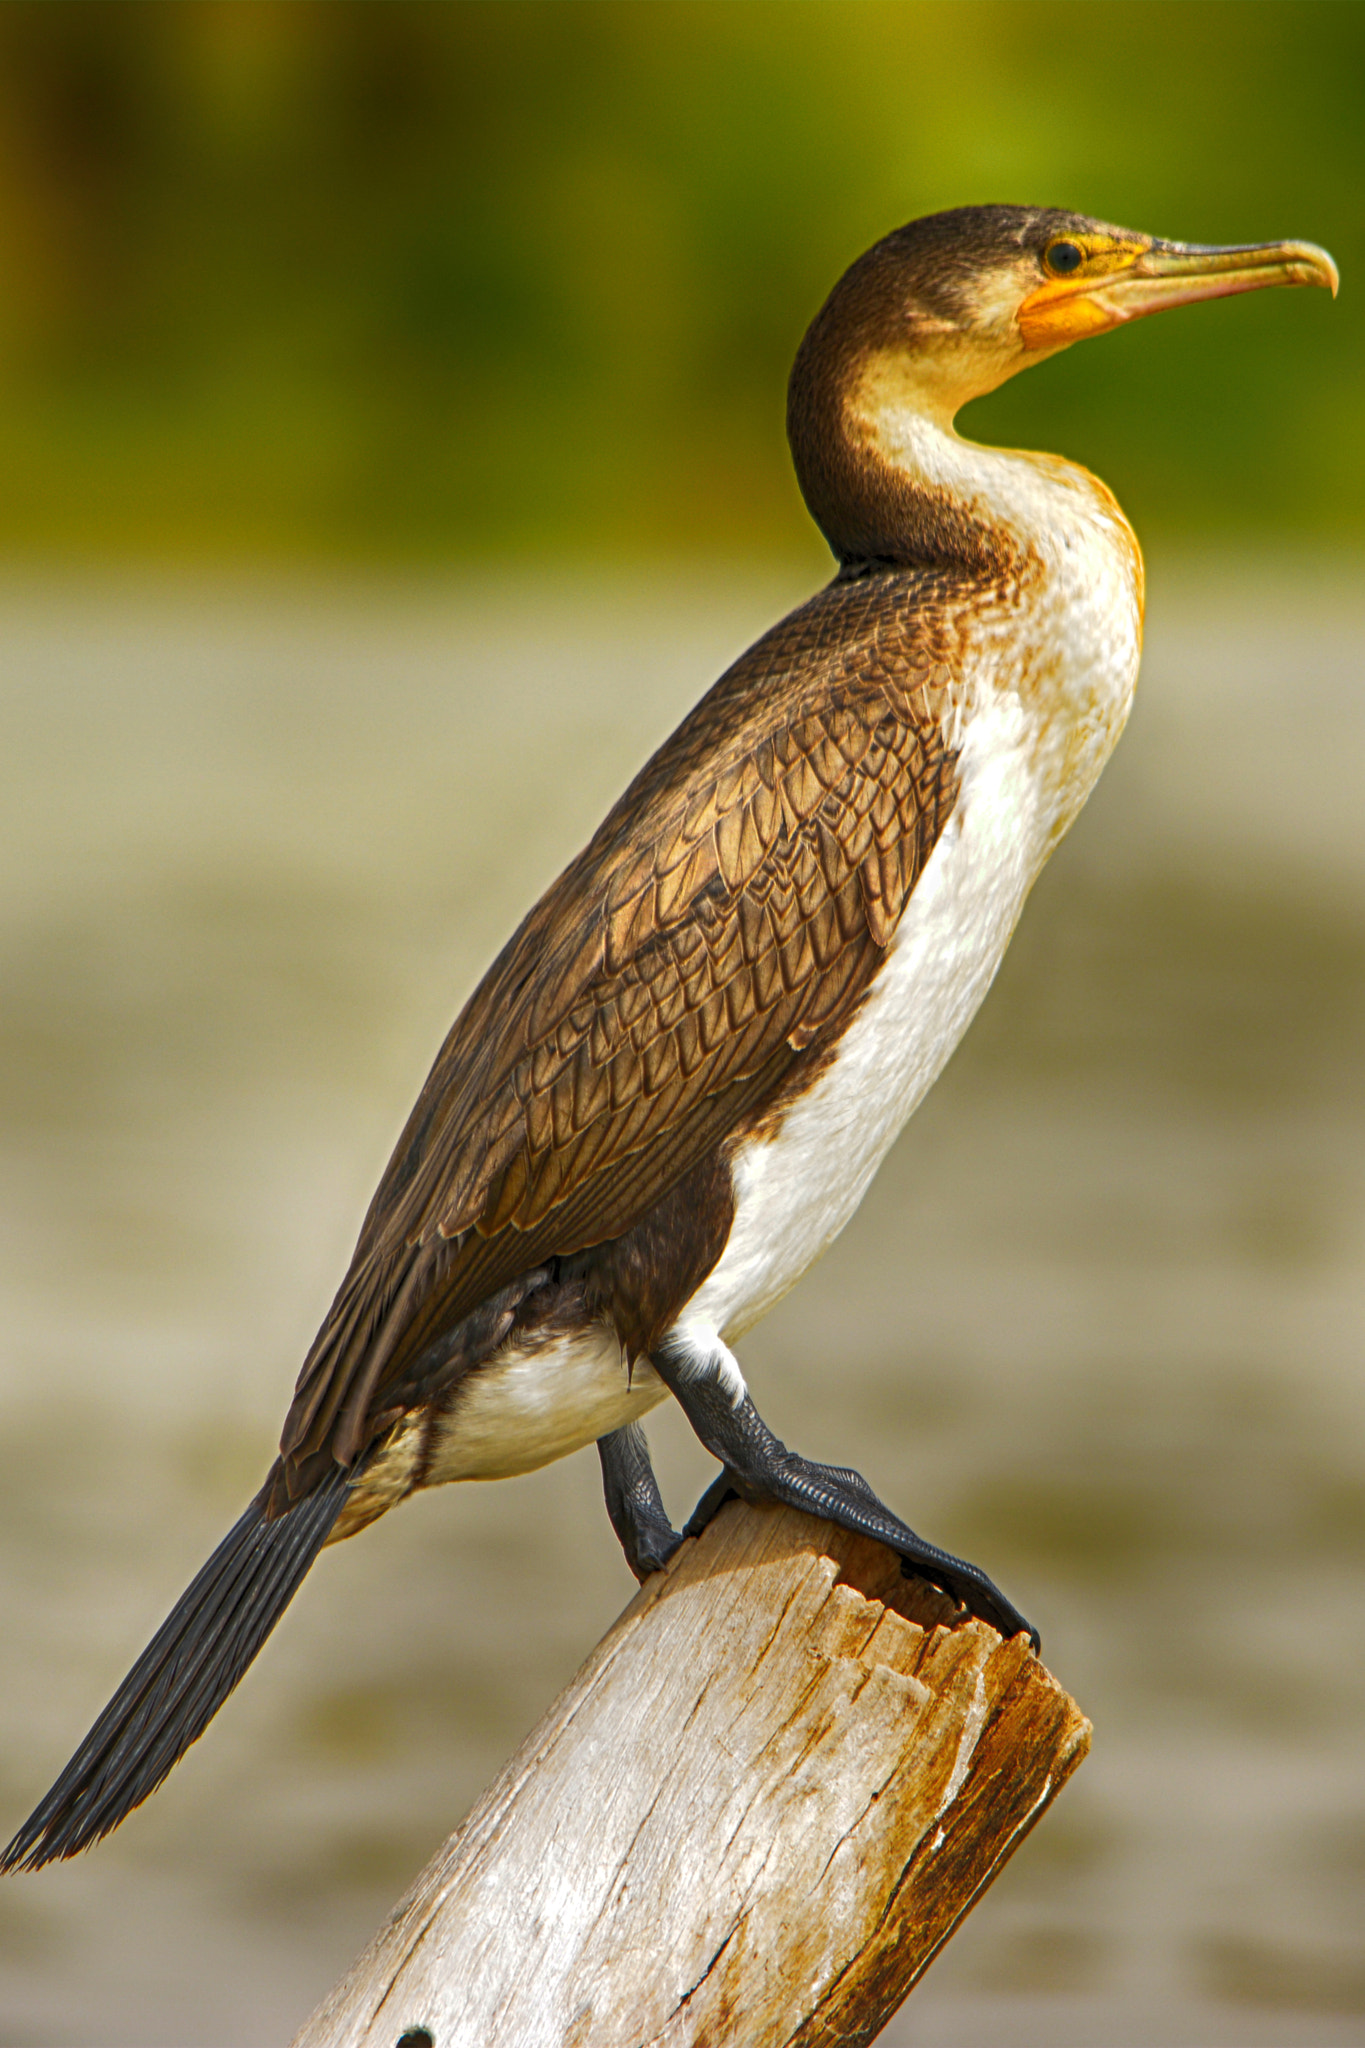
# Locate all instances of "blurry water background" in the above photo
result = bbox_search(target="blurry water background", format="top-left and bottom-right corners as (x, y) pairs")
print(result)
(0, 5), (1362, 2046)
(1, 563), (1363, 2048)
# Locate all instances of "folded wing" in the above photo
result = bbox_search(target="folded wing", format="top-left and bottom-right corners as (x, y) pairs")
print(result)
(280, 571), (964, 1490)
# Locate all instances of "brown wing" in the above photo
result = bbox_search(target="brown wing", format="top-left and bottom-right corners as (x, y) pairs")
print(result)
(280, 569), (963, 1480)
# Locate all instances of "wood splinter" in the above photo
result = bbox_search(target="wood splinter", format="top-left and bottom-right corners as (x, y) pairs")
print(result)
(293, 1501), (1090, 2048)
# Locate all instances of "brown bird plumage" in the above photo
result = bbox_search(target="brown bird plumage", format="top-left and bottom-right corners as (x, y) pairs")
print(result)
(3, 203), (1335, 1873)
(278, 566), (966, 1503)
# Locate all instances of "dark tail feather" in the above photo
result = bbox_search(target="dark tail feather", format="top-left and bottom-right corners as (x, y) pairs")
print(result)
(1, 1464), (351, 1873)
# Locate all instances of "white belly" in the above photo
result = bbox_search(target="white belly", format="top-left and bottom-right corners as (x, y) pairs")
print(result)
(425, 1324), (667, 1482)
(680, 697), (1043, 1348)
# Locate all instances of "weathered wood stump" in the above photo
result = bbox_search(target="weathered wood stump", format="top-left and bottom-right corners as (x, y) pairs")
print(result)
(292, 1501), (1089, 2048)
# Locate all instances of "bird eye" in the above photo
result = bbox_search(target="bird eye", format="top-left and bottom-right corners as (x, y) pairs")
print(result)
(1046, 240), (1085, 276)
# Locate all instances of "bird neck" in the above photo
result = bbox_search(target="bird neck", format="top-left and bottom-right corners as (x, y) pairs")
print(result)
(788, 343), (1138, 593)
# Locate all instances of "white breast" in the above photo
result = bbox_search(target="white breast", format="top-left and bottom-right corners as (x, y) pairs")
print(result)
(680, 454), (1143, 1357)
(679, 692), (1042, 1349)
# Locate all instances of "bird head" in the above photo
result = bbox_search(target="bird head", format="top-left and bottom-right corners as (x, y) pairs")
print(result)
(799, 204), (1338, 426)
(788, 204), (1337, 565)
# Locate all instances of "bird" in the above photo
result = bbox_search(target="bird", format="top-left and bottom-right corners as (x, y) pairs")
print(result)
(3, 204), (1336, 1874)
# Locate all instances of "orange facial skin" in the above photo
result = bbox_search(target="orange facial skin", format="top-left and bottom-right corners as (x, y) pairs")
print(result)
(1017, 231), (1338, 353)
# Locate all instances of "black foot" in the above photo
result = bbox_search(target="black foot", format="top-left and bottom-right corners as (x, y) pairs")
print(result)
(656, 1342), (1039, 1651)
(598, 1424), (682, 1582)
(681, 1468), (739, 1539)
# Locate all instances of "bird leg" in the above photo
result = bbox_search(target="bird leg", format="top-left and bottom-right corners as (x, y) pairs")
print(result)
(597, 1423), (683, 1582)
(653, 1334), (1039, 1650)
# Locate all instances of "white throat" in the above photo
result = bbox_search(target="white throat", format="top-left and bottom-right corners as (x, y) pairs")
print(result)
(850, 376), (1146, 852)
(853, 373), (1142, 588)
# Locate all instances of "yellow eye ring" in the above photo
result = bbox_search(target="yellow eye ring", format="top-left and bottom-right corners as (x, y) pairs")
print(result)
(1045, 240), (1085, 276)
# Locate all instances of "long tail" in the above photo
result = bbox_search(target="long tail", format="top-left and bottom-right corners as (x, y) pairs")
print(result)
(1, 1463), (351, 1872)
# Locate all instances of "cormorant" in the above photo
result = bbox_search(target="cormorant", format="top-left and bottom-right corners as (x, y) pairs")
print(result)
(2, 205), (1336, 1871)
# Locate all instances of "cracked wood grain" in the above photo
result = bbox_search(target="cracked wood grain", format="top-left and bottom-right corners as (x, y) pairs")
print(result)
(290, 1503), (1089, 2048)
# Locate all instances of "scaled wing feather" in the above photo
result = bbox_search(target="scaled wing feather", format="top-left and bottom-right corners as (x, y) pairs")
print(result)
(281, 570), (965, 1479)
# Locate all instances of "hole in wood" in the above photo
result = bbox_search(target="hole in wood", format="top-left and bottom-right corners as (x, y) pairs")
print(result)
(396, 2030), (434, 2047)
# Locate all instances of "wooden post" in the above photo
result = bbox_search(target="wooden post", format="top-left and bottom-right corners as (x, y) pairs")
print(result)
(291, 1502), (1089, 2048)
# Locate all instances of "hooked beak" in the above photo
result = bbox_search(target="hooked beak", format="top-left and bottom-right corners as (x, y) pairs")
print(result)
(1018, 237), (1339, 352)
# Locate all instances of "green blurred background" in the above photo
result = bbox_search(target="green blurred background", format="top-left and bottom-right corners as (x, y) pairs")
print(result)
(0, 0), (1357, 567)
